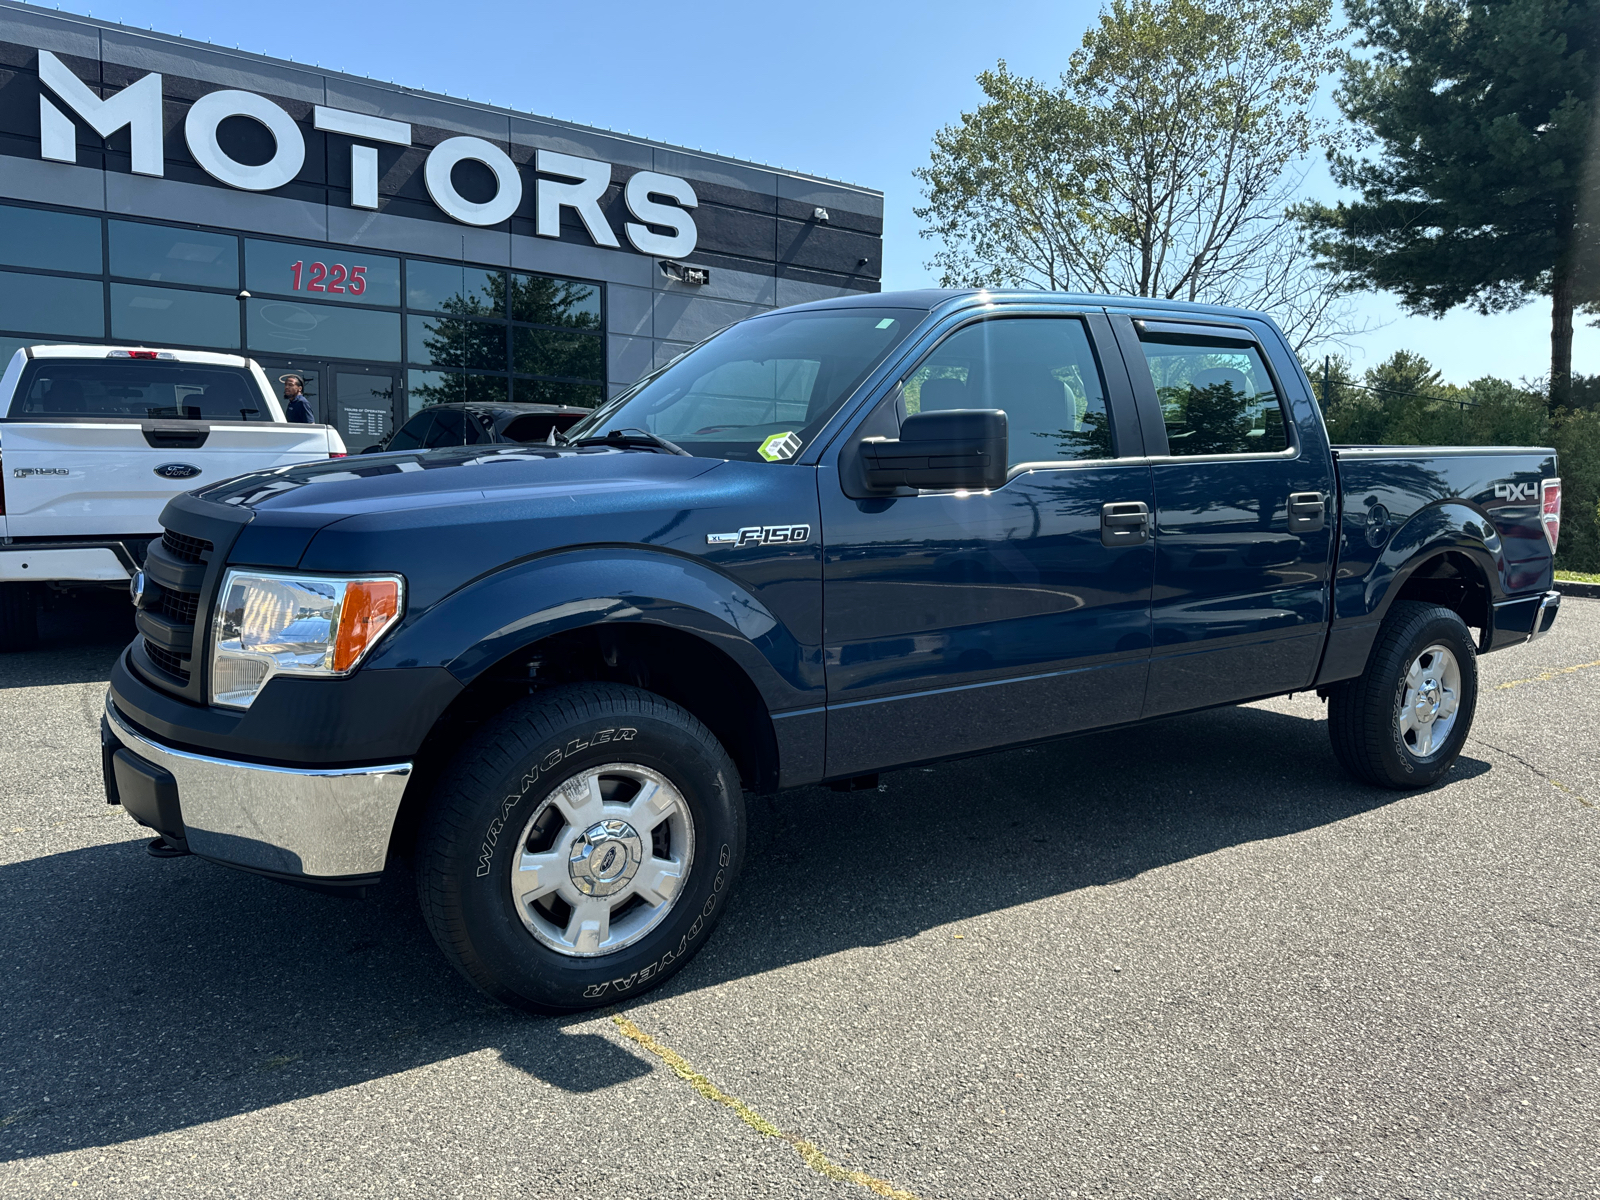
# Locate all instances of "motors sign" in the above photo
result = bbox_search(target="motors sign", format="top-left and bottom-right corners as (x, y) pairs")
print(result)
(32, 50), (699, 258)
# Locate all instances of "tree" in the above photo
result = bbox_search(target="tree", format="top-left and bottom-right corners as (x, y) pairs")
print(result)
(915, 0), (1355, 351)
(1296, 0), (1600, 407)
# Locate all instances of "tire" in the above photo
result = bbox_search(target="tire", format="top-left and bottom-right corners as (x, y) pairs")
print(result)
(1327, 601), (1479, 789)
(0, 582), (39, 652)
(416, 683), (746, 1013)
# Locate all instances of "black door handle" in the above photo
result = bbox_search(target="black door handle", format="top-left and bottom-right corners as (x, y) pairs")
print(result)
(1101, 501), (1151, 547)
(1288, 491), (1326, 533)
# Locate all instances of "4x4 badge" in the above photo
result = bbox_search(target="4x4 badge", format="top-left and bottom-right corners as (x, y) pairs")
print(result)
(707, 524), (811, 548)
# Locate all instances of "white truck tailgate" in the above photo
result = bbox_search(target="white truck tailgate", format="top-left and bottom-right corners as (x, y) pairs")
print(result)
(3, 421), (332, 537)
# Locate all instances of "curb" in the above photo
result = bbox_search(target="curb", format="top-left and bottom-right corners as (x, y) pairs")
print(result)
(1557, 581), (1600, 599)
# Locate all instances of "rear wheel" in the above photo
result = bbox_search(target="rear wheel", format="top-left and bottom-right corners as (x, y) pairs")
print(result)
(416, 683), (745, 1012)
(0, 582), (39, 652)
(1327, 601), (1478, 789)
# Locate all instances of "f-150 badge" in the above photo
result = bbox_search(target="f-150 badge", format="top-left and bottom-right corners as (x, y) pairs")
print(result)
(707, 524), (811, 547)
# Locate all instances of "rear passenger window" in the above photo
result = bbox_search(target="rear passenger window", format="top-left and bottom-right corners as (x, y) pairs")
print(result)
(904, 317), (1112, 466)
(1137, 332), (1289, 455)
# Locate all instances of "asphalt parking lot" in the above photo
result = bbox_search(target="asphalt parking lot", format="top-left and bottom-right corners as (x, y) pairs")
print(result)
(1, 592), (1596, 1199)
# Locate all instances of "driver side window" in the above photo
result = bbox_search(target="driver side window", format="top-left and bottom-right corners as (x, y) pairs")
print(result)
(903, 317), (1112, 466)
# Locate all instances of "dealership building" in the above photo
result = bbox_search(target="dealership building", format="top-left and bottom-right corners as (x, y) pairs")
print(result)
(0, 3), (883, 441)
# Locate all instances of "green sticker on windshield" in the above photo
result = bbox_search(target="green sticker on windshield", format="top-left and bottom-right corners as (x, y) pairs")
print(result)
(759, 431), (803, 462)
(875, 318), (895, 329)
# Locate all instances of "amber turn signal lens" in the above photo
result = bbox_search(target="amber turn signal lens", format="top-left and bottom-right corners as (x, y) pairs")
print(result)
(332, 579), (401, 672)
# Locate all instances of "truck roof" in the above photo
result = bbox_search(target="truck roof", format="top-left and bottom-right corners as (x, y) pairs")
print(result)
(21, 345), (259, 368)
(783, 288), (1286, 327)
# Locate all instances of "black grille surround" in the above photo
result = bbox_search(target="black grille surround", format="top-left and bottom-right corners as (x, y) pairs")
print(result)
(143, 641), (190, 681)
(129, 494), (252, 704)
(162, 529), (213, 565)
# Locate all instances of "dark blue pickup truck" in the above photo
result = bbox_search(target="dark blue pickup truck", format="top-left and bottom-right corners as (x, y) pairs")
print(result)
(102, 289), (1564, 1011)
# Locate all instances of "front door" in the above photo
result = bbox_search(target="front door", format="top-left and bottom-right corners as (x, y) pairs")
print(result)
(819, 311), (1156, 778)
(333, 368), (399, 451)
(1109, 316), (1337, 717)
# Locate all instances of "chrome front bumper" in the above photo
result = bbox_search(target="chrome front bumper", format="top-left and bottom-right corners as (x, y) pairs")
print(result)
(104, 697), (412, 880)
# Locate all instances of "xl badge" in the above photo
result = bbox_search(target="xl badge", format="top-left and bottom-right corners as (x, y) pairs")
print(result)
(154, 463), (202, 480)
(707, 524), (811, 548)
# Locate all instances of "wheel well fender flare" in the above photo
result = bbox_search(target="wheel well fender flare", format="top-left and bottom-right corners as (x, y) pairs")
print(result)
(366, 547), (811, 710)
(1362, 501), (1506, 626)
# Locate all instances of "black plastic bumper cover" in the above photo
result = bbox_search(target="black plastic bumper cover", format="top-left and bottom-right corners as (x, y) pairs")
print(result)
(108, 650), (463, 767)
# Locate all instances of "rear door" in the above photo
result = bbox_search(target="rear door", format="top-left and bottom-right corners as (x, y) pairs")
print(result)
(2, 356), (330, 537)
(819, 309), (1156, 777)
(1109, 315), (1336, 716)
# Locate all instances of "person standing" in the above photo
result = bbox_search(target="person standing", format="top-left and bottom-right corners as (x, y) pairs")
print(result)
(280, 374), (316, 424)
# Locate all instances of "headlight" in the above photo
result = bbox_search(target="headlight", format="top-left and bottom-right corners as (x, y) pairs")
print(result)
(210, 569), (405, 709)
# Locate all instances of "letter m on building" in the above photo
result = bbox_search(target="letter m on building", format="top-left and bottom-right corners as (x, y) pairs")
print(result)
(38, 50), (163, 176)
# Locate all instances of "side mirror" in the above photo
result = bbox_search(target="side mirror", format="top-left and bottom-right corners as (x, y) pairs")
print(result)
(860, 408), (1008, 491)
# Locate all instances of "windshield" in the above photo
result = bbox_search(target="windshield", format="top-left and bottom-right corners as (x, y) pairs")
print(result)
(10, 361), (270, 421)
(568, 307), (924, 462)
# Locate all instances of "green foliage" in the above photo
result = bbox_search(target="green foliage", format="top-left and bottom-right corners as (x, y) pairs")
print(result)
(1550, 408), (1600, 571)
(916, 0), (1351, 350)
(1296, 0), (1600, 402)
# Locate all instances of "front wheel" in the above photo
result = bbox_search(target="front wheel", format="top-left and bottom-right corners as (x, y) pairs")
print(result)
(1327, 601), (1479, 789)
(416, 683), (745, 1012)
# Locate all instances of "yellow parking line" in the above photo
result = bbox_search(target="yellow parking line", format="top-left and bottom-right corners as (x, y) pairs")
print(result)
(1494, 659), (1600, 690)
(611, 1014), (923, 1200)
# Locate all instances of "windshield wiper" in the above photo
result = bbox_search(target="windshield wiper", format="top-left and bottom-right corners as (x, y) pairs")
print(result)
(571, 427), (691, 457)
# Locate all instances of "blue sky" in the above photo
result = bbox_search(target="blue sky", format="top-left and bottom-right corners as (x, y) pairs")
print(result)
(51, 0), (1599, 384)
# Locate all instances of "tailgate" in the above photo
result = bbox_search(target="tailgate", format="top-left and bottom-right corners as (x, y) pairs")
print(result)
(1, 421), (331, 537)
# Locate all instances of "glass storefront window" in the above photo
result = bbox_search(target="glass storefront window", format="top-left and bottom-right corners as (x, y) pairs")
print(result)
(109, 222), (238, 289)
(0, 271), (104, 338)
(406, 261), (503, 317)
(407, 369), (464, 413)
(464, 374), (509, 404)
(111, 284), (240, 348)
(407, 314), (506, 371)
(513, 327), (604, 381)
(513, 379), (604, 407)
(245, 240), (401, 307)
(247, 298), (401, 361)
(510, 274), (601, 329)
(0, 205), (101, 275)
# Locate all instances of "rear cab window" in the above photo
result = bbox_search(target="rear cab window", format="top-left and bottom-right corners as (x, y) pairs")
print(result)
(10, 359), (271, 422)
(1134, 327), (1291, 455)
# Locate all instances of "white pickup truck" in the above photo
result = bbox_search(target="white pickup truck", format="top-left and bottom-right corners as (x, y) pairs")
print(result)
(0, 345), (345, 649)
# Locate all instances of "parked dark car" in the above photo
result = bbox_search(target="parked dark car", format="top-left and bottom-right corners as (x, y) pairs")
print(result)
(366, 402), (590, 453)
(105, 289), (1563, 1014)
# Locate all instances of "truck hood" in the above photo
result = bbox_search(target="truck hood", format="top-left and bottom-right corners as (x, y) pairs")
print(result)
(196, 444), (739, 598)
(196, 443), (722, 518)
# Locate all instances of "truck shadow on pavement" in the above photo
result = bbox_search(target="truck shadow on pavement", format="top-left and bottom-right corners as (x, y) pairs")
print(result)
(0, 701), (1489, 1161)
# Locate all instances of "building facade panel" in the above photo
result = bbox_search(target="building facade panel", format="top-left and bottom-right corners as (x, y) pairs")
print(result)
(0, 2), (881, 447)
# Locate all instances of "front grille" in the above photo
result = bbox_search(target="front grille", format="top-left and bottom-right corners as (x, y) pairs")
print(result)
(154, 583), (200, 625)
(143, 641), (191, 682)
(162, 529), (212, 564)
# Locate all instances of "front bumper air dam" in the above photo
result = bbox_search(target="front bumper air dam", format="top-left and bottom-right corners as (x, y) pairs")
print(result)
(103, 696), (412, 884)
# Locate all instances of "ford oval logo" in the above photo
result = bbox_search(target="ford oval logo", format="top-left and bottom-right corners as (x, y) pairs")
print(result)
(154, 463), (202, 480)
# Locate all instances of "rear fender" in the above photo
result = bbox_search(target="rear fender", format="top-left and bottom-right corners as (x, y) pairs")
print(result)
(1317, 501), (1506, 684)
(364, 547), (812, 711)
(1365, 501), (1507, 624)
